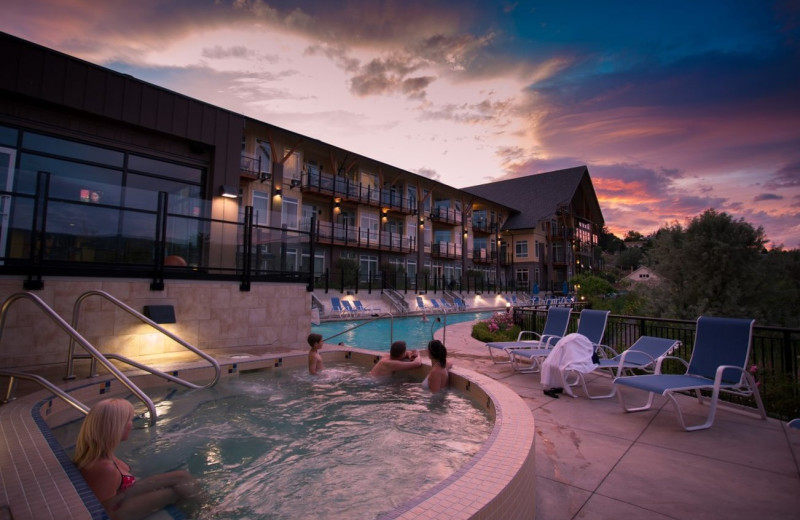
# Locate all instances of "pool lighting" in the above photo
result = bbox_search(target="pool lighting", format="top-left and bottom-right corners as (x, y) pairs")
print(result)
(143, 305), (176, 324)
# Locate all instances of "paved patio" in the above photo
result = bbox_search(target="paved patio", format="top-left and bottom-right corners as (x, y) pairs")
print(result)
(436, 321), (800, 520)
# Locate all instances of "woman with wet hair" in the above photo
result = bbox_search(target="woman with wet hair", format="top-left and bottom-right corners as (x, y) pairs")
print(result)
(423, 339), (451, 393)
(74, 398), (203, 520)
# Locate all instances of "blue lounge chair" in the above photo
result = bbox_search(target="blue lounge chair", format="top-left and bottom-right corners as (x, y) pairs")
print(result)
(341, 300), (358, 317)
(430, 299), (444, 313)
(569, 336), (681, 399)
(614, 316), (767, 431)
(353, 300), (376, 315)
(486, 307), (571, 366)
(509, 309), (608, 373)
(330, 297), (350, 318)
(416, 296), (428, 313)
(453, 297), (468, 310)
(439, 299), (455, 311)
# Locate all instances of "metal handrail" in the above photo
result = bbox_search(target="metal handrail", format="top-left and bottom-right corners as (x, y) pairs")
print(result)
(323, 312), (395, 345)
(1, 369), (90, 415)
(66, 290), (220, 390)
(0, 292), (158, 425)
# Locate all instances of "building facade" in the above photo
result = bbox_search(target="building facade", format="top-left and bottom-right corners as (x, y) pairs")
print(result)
(0, 32), (604, 364)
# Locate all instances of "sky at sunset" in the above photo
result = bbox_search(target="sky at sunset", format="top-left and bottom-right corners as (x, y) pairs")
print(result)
(3, 0), (799, 247)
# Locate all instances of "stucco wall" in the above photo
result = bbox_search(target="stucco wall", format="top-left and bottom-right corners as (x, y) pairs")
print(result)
(0, 278), (310, 369)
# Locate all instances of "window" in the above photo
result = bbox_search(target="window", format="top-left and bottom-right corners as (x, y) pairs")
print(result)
(359, 254), (378, 283)
(282, 196), (299, 229)
(285, 151), (301, 180)
(516, 240), (529, 258)
(516, 268), (529, 284)
(407, 185), (417, 213)
(253, 190), (269, 226)
(256, 140), (272, 176)
(360, 212), (379, 243)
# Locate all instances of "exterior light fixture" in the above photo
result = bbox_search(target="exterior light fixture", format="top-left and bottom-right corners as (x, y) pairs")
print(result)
(290, 178), (302, 188)
(219, 185), (238, 198)
(274, 185), (282, 198)
(143, 305), (176, 324)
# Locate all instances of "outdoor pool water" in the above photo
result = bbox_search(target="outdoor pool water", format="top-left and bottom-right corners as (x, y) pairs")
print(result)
(312, 311), (494, 351)
(54, 363), (493, 520)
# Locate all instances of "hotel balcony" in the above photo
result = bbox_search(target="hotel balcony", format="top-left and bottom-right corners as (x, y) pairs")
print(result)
(302, 170), (416, 214)
(430, 206), (462, 226)
(471, 248), (497, 264)
(471, 219), (497, 233)
(432, 241), (462, 259)
(312, 220), (414, 253)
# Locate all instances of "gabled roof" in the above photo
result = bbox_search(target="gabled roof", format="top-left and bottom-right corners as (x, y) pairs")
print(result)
(462, 166), (604, 230)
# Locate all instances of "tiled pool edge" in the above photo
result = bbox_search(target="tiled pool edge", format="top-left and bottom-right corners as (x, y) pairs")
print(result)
(0, 348), (536, 520)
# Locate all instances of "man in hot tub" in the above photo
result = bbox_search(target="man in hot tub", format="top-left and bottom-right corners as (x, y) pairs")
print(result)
(370, 340), (423, 377)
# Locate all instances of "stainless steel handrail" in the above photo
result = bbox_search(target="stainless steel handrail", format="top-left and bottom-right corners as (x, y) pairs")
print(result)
(322, 312), (395, 345)
(65, 290), (220, 390)
(0, 292), (158, 425)
(0, 369), (90, 415)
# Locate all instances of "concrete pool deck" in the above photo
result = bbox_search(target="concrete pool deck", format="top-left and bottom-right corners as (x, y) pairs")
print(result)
(436, 320), (800, 520)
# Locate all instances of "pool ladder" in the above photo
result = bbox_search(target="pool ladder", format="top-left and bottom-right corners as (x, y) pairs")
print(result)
(0, 291), (221, 426)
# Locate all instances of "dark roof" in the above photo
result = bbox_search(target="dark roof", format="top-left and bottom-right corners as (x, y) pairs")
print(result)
(463, 166), (604, 230)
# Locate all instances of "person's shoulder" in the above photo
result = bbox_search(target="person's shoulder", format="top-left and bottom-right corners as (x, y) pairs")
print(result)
(81, 458), (117, 480)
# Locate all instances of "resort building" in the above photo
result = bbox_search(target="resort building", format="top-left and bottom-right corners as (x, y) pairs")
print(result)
(0, 31), (603, 362)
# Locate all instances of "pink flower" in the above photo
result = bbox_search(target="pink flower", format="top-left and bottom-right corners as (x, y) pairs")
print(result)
(749, 365), (758, 375)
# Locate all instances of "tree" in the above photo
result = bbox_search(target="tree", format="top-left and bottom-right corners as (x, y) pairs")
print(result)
(616, 247), (643, 271)
(569, 272), (615, 307)
(644, 209), (767, 321)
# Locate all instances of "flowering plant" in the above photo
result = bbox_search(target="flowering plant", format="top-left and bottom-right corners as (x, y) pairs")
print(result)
(471, 311), (521, 342)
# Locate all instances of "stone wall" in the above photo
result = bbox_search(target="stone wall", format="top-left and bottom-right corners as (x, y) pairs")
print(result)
(0, 278), (310, 369)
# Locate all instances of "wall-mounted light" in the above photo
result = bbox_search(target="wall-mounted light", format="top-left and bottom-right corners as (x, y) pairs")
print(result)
(219, 185), (239, 199)
(143, 305), (176, 324)
(258, 171), (272, 183)
(290, 178), (302, 188)
(334, 199), (341, 212)
(274, 185), (282, 198)
(463, 229), (468, 238)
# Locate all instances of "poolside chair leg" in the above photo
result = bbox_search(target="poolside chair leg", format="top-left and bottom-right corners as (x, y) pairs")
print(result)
(487, 347), (511, 365)
(616, 386), (657, 412)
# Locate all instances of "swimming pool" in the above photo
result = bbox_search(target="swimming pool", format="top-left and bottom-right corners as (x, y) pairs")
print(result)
(312, 311), (493, 351)
(54, 363), (493, 520)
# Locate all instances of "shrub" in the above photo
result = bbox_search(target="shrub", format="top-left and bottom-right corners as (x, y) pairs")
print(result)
(471, 312), (521, 342)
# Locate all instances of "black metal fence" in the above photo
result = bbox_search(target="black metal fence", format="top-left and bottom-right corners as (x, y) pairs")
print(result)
(513, 307), (800, 420)
(0, 171), (314, 291)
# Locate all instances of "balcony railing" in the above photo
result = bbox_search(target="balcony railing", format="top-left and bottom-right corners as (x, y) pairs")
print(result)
(432, 241), (461, 259)
(240, 153), (261, 177)
(312, 221), (414, 253)
(430, 206), (462, 225)
(472, 248), (496, 264)
(471, 219), (497, 233)
(302, 170), (417, 214)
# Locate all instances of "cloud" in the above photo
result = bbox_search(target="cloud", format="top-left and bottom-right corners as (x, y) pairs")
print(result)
(754, 193), (783, 202)
(202, 45), (255, 59)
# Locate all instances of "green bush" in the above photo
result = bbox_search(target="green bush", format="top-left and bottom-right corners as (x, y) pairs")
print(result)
(471, 312), (521, 342)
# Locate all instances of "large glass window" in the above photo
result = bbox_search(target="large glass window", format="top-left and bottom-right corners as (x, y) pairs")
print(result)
(8, 128), (207, 266)
(282, 197), (299, 229)
(23, 132), (124, 167)
(256, 140), (272, 176)
(253, 190), (270, 225)
(516, 240), (529, 258)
